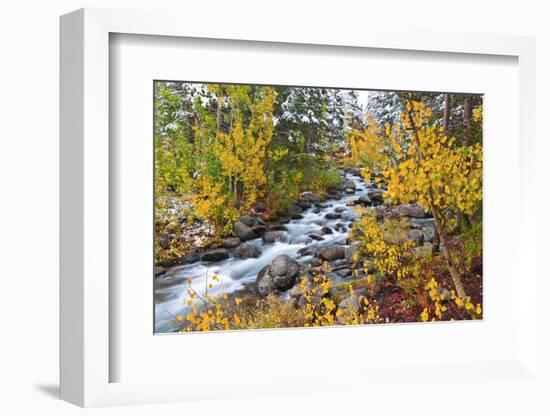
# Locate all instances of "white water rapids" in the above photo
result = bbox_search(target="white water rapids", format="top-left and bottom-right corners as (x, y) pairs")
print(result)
(154, 173), (368, 332)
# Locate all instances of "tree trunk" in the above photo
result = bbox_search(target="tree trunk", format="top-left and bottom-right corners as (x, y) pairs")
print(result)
(457, 95), (473, 227)
(305, 130), (312, 190)
(443, 93), (451, 135)
(463, 95), (473, 145)
(404, 101), (467, 299)
(434, 93), (450, 254)
(430, 203), (467, 299)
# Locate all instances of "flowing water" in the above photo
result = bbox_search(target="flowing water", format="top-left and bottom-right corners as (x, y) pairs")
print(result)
(155, 173), (369, 332)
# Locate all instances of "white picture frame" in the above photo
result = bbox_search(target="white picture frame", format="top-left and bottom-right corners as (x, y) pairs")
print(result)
(60, 7), (539, 408)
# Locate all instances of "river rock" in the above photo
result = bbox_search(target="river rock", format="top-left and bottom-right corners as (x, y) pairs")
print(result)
(297, 246), (314, 257)
(334, 206), (347, 213)
(407, 229), (424, 245)
(251, 224), (267, 236)
(154, 266), (166, 276)
(307, 233), (325, 241)
(344, 179), (356, 190)
(345, 188), (355, 194)
(239, 216), (257, 227)
(289, 283), (303, 299)
(317, 245), (346, 261)
(345, 244), (361, 264)
(159, 232), (170, 249)
(422, 227), (435, 243)
(397, 203), (430, 219)
(235, 243), (262, 259)
(331, 259), (348, 269)
(338, 288), (369, 316)
(234, 221), (257, 241)
(268, 224), (288, 232)
(256, 255), (301, 296)
(220, 237), (241, 249)
(336, 268), (353, 277)
(335, 223), (347, 232)
(292, 213), (304, 220)
(201, 248), (230, 262)
(321, 226), (333, 235)
(309, 258), (322, 267)
(301, 191), (320, 202)
(263, 230), (286, 243)
(325, 212), (341, 220)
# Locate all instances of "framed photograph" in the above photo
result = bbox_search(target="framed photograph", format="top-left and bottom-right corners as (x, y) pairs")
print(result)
(60, 7), (539, 408)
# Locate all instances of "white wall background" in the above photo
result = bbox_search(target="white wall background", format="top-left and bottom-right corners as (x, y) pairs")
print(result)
(0, 0), (548, 414)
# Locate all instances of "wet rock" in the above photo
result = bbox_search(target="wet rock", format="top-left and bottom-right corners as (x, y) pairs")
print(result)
(321, 226), (333, 235)
(234, 221), (257, 241)
(292, 213), (304, 220)
(345, 188), (355, 194)
(256, 255), (301, 296)
(343, 179), (357, 190)
(290, 235), (313, 245)
(298, 246), (314, 257)
(201, 248), (230, 262)
(317, 245), (346, 261)
(340, 212), (356, 222)
(268, 224), (288, 232)
(251, 224), (267, 236)
(325, 212), (342, 220)
(335, 223), (347, 232)
(334, 206), (347, 213)
(307, 233), (325, 241)
(263, 230), (287, 243)
(154, 266), (166, 276)
(235, 243), (262, 259)
(220, 237), (241, 249)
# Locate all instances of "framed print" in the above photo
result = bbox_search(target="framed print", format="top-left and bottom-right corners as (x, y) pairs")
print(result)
(60, 7), (541, 408)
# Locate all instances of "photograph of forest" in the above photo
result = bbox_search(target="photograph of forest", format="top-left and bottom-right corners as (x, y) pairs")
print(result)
(154, 82), (483, 333)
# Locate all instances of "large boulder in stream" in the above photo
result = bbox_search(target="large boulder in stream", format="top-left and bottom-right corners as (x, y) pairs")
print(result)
(235, 243), (262, 259)
(256, 254), (301, 296)
(233, 221), (257, 241)
(316, 245), (346, 262)
(201, 248), (230, 262)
